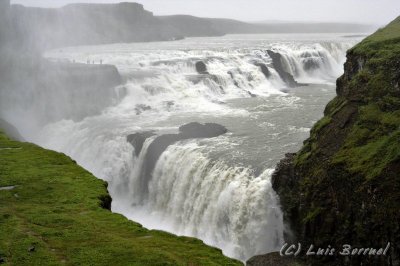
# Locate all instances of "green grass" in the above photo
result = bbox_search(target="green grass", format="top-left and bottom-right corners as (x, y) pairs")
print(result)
(333, 103), (400, 180)
(352, 16), (400, 54)
(274, 16), (400, 265)
(290, 13), (400, 239)
(0, 132), (242, 266)
(356, 16), (400, 46)
(297, 16), (400, 180)
(330, 17), (400, 180)
(334, 129), (400, 180)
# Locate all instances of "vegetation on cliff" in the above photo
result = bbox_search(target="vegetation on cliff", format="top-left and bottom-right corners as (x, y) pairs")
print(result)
(0, 131), (242, 265)
(271, 16), (400, 265)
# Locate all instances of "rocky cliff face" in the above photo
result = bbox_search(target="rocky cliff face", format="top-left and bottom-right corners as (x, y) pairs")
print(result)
(248, 17), (400, 266)
(9, 3), (182, 51)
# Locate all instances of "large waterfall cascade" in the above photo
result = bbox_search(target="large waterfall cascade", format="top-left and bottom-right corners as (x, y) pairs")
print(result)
(1, 34), (362, 261)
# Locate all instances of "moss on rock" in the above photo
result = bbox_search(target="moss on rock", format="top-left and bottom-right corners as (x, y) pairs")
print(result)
(268, 16), (400, 266)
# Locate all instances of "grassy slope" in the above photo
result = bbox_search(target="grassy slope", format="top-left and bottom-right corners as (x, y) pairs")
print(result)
(354, 16), (400, 47)
(295, 16), (400, 185)
(0, 132), (242, 266)
(322, 17), (400, 179)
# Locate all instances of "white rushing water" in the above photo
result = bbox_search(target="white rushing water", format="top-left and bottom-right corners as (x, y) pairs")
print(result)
(2, 33), (363, 261)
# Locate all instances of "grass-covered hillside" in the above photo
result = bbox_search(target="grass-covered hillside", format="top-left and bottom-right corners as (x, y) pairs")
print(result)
(296, 16), (400, 182)
(0, 131), (242, 266)
(271, 16), (400, 265)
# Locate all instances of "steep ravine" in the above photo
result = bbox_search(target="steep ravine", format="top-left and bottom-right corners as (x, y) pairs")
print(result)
(248, 16), (400, 266)
(0, 131), (242, 265)
(0, 2), (242, 264)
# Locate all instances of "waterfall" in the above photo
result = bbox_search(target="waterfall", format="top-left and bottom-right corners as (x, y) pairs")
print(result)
(113, 140), (284, 260)
(5, 34), (361, 262)
(41, 40), (355, 115)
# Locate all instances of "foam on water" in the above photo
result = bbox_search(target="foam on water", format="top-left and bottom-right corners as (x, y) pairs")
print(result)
(114, 141), (284, 260)
(3, 34), (363, 261)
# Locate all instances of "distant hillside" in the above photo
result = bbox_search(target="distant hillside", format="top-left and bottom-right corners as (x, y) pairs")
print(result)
(7, 2), (375, 52)
(158, 15), (256, 36)
(160, 15), (375, 35)
(250, 22), (376, 33)
(9, 2), (182, 50)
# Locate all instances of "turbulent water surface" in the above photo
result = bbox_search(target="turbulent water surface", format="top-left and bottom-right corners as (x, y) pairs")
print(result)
(20, 34), (361, 261)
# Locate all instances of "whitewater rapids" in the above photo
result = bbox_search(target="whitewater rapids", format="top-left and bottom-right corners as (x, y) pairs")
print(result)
(1, 33), (363, 261)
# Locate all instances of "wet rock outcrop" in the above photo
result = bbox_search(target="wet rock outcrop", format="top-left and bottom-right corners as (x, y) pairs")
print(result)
(255, 63), (272, 79)
(127, 131), (155, 156)
(267, 50), (300, 87)
(249, 17), (400, 266)
(127, 122), (227, 196)
(195, 61), (209, 74)
(247, 252), (303, 266)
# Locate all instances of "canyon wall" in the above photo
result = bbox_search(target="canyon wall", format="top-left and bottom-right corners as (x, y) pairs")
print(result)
(249, 16), (400, 266)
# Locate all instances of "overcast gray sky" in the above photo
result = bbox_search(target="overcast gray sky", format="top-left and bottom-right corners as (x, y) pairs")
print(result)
(11, 0), (400, 25)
